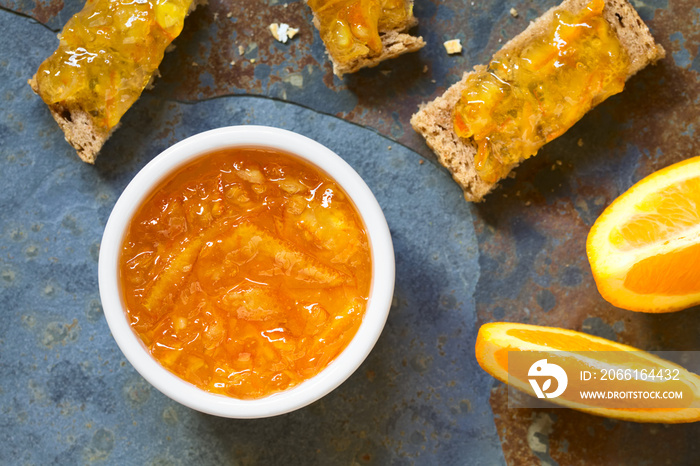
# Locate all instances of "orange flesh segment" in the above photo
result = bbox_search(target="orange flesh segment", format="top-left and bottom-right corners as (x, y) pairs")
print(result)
(453, 0), (630, 183)
(506, 328), (623, 351)
(497, 348), (669, 376)
(496, 346), (666, 373)
(120, 148), (372, 399)
(501, 328), (664, 370)
(610, 177), (700, 250)
(624, 242), (700, 295)
(494, 347), (510, 371)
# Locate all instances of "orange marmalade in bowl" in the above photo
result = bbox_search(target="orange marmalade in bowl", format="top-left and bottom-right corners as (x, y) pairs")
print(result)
(119, 147), (372, 399)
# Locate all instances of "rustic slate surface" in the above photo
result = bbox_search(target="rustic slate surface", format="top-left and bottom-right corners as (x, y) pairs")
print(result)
(1, 0), (699, 464)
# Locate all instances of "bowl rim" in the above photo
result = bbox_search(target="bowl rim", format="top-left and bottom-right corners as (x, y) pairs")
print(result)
(98, 125), (395, 418)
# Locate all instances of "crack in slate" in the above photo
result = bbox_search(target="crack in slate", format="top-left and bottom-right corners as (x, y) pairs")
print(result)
(164, 92), (441, 168)
(0, 5), (59, 32)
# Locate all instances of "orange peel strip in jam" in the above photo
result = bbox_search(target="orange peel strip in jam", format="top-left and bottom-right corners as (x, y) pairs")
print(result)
(35, 0), (194, 130)
(453, 0), (630, 183)
(307, 0), (411, 64)
(120, 148), (372, 399)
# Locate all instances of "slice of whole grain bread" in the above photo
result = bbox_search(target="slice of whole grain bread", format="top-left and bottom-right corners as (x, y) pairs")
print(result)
(29, 0), (205, 164)
(410, 0), (665, 202)
(27, 79), (111, 164)
(308, 2), (425, 77)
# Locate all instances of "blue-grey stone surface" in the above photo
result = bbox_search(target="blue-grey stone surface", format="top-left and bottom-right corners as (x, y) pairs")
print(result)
(1, 8), (504, 465)
(1, 0), (699, 463)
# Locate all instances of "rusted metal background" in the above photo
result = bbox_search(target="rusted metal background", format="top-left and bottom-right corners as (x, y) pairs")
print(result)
(1, 0), (699, 463)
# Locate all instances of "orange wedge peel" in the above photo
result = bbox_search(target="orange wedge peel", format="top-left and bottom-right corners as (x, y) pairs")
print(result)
(587, 156), (700, 312)
(476, 322), (700, 423)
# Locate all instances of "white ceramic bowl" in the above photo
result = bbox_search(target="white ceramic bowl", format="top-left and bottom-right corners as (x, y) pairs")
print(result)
(98, 126), (395, 418)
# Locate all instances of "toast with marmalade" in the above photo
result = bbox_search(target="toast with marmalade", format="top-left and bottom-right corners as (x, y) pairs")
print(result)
(29, 0), (204, 163)
(411, 0), (665, 202)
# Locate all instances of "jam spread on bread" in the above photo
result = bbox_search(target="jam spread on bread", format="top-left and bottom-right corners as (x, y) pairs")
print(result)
(307, 0), (411, 64)
(119, 148), (371, 399)
(34, 0), (194, 130)
(453, 0), (630, 183)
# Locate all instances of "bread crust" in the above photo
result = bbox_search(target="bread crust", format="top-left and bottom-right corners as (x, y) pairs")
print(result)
(29, 0), (205, 164)
(411, 0), (665, 202)
(28, 77), (113, 164)
(308, 1), (425, 77)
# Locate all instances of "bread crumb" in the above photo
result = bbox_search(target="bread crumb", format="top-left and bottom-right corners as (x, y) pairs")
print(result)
(381, 70), (392, 76)
(250, 58), (256, 63)
(577, 138), (584, 147)
(191, 61), (199, 67)
(269, 23), (282, 42)
(510, 7), (519, 17)
(226, 12), (233, 18)
(238, 45), (245, 55)
(556, 160), (562, 166)
(387, 145), (392, 150)
(423, 65), (429, 73)
(284, 73), (303, 87)
(443, 39), (463, 54)
(230, 60), (236, 66)
(419, 159), (425, 165)
(269, 23), (299, 44)
(213, 12), (219, 20)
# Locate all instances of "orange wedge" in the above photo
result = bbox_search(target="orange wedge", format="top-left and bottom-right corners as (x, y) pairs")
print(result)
(587, 156), (700, 313)
(475, 322), (700, 423)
